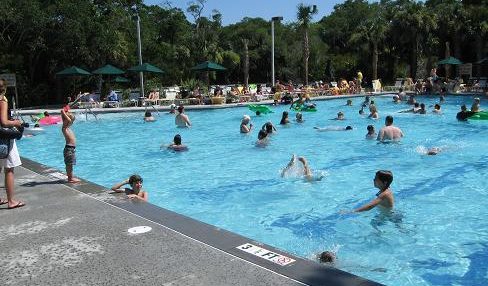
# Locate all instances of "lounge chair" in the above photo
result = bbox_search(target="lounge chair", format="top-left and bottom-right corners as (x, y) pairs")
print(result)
(372, 79), (382, 93)
(384, 78), (403, 91)
(160, 88), (177, 106)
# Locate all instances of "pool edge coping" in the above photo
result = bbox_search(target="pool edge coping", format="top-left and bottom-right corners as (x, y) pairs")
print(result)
(19, 156), (383, 286)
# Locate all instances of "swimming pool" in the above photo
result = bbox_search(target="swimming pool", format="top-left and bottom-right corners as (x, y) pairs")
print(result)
(18, 94), (488, 285)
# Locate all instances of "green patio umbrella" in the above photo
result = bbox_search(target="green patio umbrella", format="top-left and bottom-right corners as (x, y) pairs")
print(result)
(476, 58), (488, 65)
(191, 61), (227, 71)
(56, 66), (91, 97)
(114, 76), (130, 83)
(128, 63), (164, 73)
(437, 57), (463, 65)
(191, 61), (226, 88)
(92, 64), (124, 75)
(56, 66), (91, 76)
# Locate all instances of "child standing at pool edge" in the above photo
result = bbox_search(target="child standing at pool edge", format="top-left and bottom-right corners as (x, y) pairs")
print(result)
(61, 108), (80, 183)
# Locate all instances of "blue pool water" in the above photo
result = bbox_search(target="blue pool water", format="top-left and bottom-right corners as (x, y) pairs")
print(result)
(18, 95), (488, 285)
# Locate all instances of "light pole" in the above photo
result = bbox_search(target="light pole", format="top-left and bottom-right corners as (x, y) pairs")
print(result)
(271, 16), (283, 86)
(133, 6), (144, 99)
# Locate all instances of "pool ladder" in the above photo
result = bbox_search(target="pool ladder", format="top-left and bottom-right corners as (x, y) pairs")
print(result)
(84, 107), (98, 121)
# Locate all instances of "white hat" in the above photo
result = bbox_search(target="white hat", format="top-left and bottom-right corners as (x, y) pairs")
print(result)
(170, 103), (176, 109)
(242, 115), (250, 122)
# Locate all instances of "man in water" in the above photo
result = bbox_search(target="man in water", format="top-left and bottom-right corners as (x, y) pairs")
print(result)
(175, 105), (191, 128)
(377, 115), (403, 142)
(456, 105), (476, 121)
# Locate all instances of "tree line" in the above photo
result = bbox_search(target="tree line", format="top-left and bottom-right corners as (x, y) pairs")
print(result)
(1, 0), (487, 106)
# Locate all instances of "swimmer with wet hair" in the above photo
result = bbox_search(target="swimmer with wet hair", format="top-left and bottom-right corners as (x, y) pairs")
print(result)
(167, 134), (188, 151)
(433, 104), (442, 114)
(144, 111), (156, 122)
(335, 111), (345, 120)
(255, 110), (261, 116)
(318, 251), (336, 264)
(280, 111), (290, 125)
(256, 130), (269, 146)
(295, 112), (304, 123)
(347, 170), (394, 213)
(111, 174), (148, 201)
(417, 146), (441, 155)
(314, 125), (352, 131)
(368, 104), (379, 119)
(346, 99), (352, 106)
(262, 121), (277, 134)
(418, 103), (427, 114)
(366, 125), (376, 139)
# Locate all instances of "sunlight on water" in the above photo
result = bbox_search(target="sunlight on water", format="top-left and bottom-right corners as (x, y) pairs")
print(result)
(18, 94), (488, 285)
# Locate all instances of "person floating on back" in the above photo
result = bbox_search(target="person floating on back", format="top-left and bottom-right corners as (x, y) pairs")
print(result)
(111, 174), (148, 201)
(61, 108), (80, 183)
(314, 125), (353, 131)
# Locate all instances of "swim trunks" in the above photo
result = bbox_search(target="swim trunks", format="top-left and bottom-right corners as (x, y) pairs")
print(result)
(63, 145), (76, 165)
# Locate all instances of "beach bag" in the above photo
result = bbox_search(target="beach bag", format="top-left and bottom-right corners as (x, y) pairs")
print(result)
(0, 138), (10, 159)
(0, 126), (23, 140)
(0, 126), (23, 159)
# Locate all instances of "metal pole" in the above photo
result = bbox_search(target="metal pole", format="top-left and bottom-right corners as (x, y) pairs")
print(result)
(136, 14), (144, 100)
(271, 17), (282, 86)
(271, 20), (275, 86)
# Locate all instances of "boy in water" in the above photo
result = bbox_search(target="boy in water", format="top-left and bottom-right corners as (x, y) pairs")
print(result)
(365, 125), (376, 139)
(167, 134), (188, 151)
(61, 109), (80, 183)
(352, 170), (394, 212)
(256, 130), (269, 147)
(143, 111), (156, 122)
(111, 174), (148, 201)
(318, 251), (336, 264)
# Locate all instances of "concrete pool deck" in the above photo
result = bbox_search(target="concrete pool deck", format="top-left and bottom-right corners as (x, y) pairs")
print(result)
(0, 158), (382, 286)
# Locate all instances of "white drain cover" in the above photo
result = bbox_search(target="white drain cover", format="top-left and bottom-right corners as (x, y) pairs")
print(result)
(128, 226), (152, 234)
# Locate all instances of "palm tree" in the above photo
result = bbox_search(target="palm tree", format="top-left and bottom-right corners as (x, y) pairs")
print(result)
(297, 4), (318, 86)
(348, 3), (389, 81)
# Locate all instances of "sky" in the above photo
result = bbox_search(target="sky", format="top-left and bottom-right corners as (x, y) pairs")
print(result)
(144, 0), (346, 26)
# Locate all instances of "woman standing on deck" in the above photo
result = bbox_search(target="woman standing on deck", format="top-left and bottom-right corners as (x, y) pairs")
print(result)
(0, 78), (25, 209)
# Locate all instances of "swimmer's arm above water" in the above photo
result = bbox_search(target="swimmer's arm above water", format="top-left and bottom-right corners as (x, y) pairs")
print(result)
(111, 178), (129, 193)
(353, 198), (382, 212)
(127, 191), (148, 202)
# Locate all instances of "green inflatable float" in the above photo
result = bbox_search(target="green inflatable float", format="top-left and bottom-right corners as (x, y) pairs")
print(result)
(290, 102), (317, 112)
(248, 104), (273, 114)
(469, 111), (488, 120)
